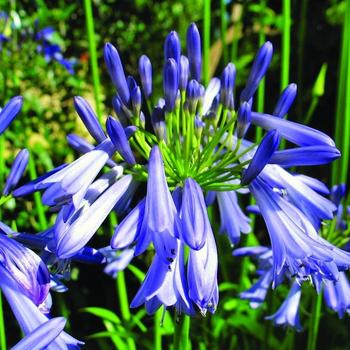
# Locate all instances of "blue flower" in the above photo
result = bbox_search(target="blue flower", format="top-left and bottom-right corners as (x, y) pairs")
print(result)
(164, 31), (181, 66)
(266, 281), (302, 331)
(11, 317), (67, 350)
(138, 146), (179, 263)
(104, 43), (130, 106)
(269, 145), (340, 167)
(0, 233), (50, 305)
(180, 178), (211, 250)
(3, 148), (29, 195)
(101, 247), (135, 279)
(36, 139), (117, 208)
(73, 96), (106, 142)
(220, 63), (236, 108)
(249, 176), (350, 284)
(216, 190), (250, 245)
(54, 174), (132, 259)
(240, 42), (273, 103)
(0, 265), (83, 349)
(187, 23), (201, 81)
(187, 226), (218, 315)
(323, 271), (350, 318)
(251, 111), (335, 147)
(139, 55), (152, 99)
(131, 241), (194, 315)
(0, 96), (22, 135)
(233, 247), (274, 308)
(273, 83), (297, 118)
(106, 116), (136, 164)
(241, 130), (280, 185)
(163, 58), (179, 112)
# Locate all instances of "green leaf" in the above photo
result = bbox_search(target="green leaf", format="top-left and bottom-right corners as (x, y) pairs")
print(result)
(81, 307), (121, 325)
(127, 264), (145, 282)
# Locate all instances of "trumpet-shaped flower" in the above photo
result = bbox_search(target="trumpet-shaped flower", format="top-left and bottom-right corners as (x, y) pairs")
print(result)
(266, 281), (302, 331)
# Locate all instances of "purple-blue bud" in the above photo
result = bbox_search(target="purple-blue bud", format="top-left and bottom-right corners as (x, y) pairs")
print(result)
(164, 31), (181, 65)
(106, 116), (136, 164)
(131, 86), (142, 116)
(0, 96), (23, 135)
(240, 42), (273, 103)
(186, 79), (200, 114)
(187, 23), (202, 81)
(163, 58), (179, 112)
(273, 83), (297, 118)
(241, 129), (280, 185)
(220, 63), (236, 108)
(198, 84), (205, 109)
(331, 184), (347, 206)
(151, 106), (166, 141)
(127, 75), (138, 93)
(206, 94), (220, 120)
(237, 102), (251, 139)
(112, 95), (133, 125)
(3, 149), (29, 195)
(104, 43), (130, 105)
(73, 96), (106, 142)
(180, 55), (189, 91)
(194, 116), (205, 138)
(138, 55), (152, 98)
(124, 125), (137, 139)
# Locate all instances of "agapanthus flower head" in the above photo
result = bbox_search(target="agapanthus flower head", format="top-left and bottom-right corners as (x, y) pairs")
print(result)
(18, 21), (343, 319)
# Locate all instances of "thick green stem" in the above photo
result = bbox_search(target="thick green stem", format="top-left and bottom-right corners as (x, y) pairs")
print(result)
(340, 0), (350, 184)
(203, 0), (211, 85)
(84, 0), (103, 121)
(307, 291), (322, 350)
(280, 0), (291, 150)
(154, 309), (162, 350)
(110, 213), (136, 350)
(220, 0), (228, 64)
(281, 0), (291, 91)
(0, 291), (6, 350)
(173, 315), (190, 350)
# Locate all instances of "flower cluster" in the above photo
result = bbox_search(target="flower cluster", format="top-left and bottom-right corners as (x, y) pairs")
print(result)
(235, 184), (350, 330)
(1, 20), (349, 346)
(13, 22), (346, 318)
